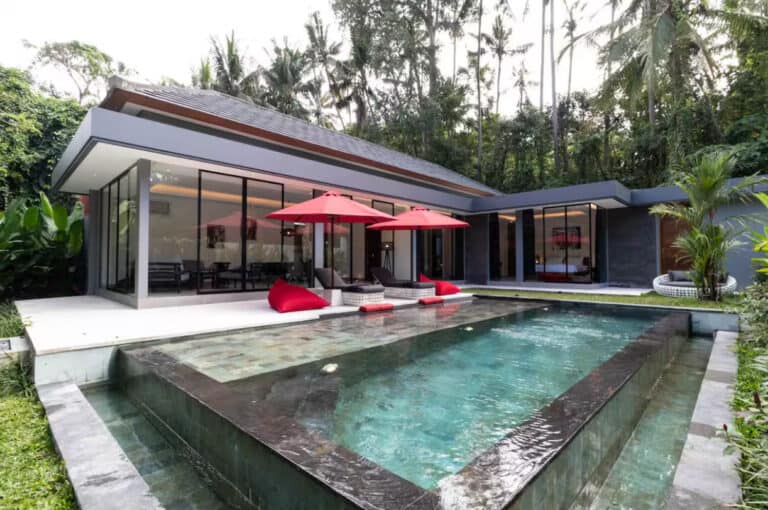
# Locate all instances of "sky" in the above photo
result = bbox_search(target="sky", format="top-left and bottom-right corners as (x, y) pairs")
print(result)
(2, 0), (610, 116)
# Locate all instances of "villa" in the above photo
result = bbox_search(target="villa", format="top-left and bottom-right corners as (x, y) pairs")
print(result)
(52, 77), (763, 309)
(15, 77), (756, 509)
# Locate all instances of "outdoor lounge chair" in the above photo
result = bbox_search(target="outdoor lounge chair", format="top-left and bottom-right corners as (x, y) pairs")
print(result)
(314, 268), (385, 306)
(370, 267), (435, 299)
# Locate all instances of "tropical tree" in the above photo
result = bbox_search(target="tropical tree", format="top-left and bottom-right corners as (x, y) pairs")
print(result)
(26, 40), (130, 105)
(192, 59), (213, 90)
(260, 39), (312, 120)
(483, 14), (517, 114)
(445, 0), (475, 82)
(650, 151), (763, 300)
(473, 0), (485, 180)
(751, 193), (768, 275)
(0, 192), (84, 298)
(208, 31), (260, 100)
(305, 12), (346, 128)
(0, 66), (85, 204)
(549, 0), (560, 175)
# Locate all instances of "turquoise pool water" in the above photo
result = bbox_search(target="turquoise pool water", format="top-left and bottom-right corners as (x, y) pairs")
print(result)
(253, 305), (664, 489)
(586, 336), (712, 509)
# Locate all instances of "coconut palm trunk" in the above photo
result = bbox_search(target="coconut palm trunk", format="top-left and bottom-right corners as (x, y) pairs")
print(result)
(550, 0), (561, 175)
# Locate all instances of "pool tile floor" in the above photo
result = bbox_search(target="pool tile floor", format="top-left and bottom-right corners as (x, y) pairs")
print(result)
(138, 300), (544, 383)
(84, 386), (231, 510)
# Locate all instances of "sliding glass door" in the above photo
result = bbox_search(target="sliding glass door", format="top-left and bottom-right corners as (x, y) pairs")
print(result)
(534, 204), (597, 283)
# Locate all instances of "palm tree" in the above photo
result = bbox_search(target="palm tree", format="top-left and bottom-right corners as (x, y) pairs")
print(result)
(209, 31), (260, 100)
(475, 0), (485, 181)
(549, 0), (560, 175)
(484, 14), (513, 115)
(445, 0), (475, 82)
(650, 152), (763, 300)
(539, 0), (547, 110)
(560, 0), (584, 101)
(260, 39), (312, 120)
(305, 12), (346, 128)
(192, 58), (213, 90)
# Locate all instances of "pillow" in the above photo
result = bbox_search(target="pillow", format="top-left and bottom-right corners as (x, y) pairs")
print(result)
(419, 296), (444, 305)
(668, 270), (691, 282)
(268, 279), (329, 313)
(419, 274), (460, 296)
(359, 303), (394, 313)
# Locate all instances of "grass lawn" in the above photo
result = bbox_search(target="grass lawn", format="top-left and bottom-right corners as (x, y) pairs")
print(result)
(0, 302), (75, 510)
(463, 288), (740, 311)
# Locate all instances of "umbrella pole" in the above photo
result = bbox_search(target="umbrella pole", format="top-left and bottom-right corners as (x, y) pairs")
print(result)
(330, 216), (335, 289)
(411, 229), (415, 282)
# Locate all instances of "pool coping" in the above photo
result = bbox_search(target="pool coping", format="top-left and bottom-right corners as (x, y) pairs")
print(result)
(472, 293), (739, 335)
(37, 382), (162, 510)
(120, 301), (687, 509)
(665, 330), (741, 509)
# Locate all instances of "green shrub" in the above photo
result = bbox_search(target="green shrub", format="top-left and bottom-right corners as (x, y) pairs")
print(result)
(0, 301), (23, 338)
(730, 281), (768, 508)
(0, 192), (84, 299)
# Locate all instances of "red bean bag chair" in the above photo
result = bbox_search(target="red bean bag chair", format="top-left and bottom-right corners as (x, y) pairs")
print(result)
(268, 279), (329, 313)
(418, 274), (461, 296)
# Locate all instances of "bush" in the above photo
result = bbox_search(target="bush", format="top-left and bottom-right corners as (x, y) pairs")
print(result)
(739, 283), (768, 347)
(0, 192), (84, 299)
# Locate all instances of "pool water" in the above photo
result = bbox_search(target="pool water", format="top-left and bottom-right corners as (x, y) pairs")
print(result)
(228, 305), (664, 489)
(585, 336), (712, 509)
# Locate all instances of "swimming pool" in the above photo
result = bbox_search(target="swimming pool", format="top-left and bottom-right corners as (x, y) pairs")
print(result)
(118, 299), (689, 509)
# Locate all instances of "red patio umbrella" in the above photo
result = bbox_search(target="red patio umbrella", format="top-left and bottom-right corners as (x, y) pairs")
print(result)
(367, 206), (469, 281)
(266, 191), (395, 288)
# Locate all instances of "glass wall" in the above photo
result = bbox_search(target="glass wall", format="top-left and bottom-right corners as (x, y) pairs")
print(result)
(490, 213), (516, 280)
(99, 166), (137, 294)
(148, 164), (199, 294)
(146, 163), (314, 295)
(418, 213), (464, 280)
(282, 187), (313, 286)
(533, 204), (597, 283)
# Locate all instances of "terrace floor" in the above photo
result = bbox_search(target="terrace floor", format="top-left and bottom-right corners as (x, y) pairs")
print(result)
(16, 293), (474, 356)
(481, 280), (652, 296)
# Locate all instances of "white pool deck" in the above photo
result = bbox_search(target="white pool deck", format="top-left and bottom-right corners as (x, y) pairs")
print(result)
(17, 293), (473, 357)
(475, 281), (653, 296)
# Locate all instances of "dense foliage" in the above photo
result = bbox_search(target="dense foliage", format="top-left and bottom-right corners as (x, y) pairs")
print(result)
(183, 0), (768, 192)
(0, 193), (84, 299)
(0, 67), (84, 204)
(728, 193), (768, 509)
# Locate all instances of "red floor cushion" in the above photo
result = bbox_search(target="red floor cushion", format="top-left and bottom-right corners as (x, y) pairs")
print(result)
(419, 296), (444, 305)
(419, 274), (460, 296)
(268, 279), (329, 313)
(359, 303), (394, 313)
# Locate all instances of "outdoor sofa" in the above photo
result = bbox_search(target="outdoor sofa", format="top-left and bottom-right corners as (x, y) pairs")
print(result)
(314, 268), (386, 306)
(653, 270), (737, 298)
(371, 267), (435, 299)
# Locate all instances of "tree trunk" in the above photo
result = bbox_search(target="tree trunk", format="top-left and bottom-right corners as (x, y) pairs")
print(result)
(550, 0), (561, 175)
(539, 0), (546, 110)
(602, 0), (616, 177)
(566, 38), (573, 101)
(452, 36), (458, 82)
(476, 0), (484, 181)
(645, 0), (656, 129)
(496, 55), (502, 115)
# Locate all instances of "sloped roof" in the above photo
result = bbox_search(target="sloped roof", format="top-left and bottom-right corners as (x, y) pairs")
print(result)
(102, 78), (497, 196)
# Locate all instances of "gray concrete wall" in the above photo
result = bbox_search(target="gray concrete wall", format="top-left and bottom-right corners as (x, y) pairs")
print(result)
(715, 199), (765, 288)
(605, 207), (659, 287)
(465, 214), (490, 284)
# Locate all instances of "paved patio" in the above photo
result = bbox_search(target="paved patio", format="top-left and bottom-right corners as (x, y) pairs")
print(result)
(473, 281), (653, 296)
(16, 293), (474, 356)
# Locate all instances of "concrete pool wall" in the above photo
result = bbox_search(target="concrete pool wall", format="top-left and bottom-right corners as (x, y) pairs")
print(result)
(116, 303), (690, 509)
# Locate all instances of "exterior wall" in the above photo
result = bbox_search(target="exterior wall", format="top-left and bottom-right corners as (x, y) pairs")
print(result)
(605, 207), (659, 287)
(716, 199), (764, 288)
(465, 214), (490, 284)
